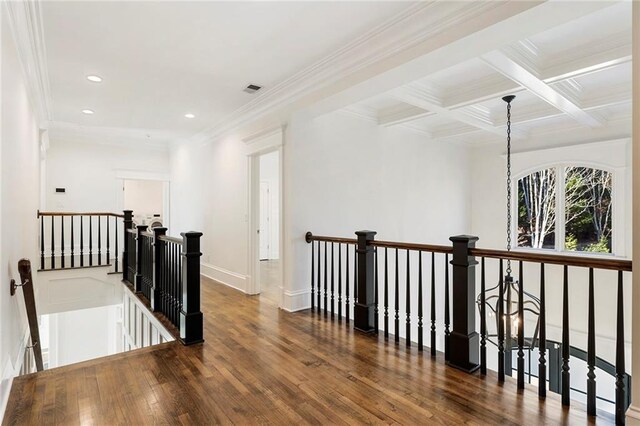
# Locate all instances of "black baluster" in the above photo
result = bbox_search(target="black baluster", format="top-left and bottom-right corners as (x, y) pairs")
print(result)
(539, 263), (546, 398)
(114, 217), (119, 272)
(406, 249), (410, 347)
(517, 261), (524, 390)
(324, 241), (328, 317)
(430, 252), (436, 357)
(394, 248), (399, 344)
(40, 216), (44, 270)
(374, 247), (378, 332)
(331, 242), (335, 318)
(338, 244), (342, 321)
(587, 268), (596, 416)
(61, 216), (65, 268)
(346, 244), (350, 323)
(80, 216), (84, 267)
(615, 270), (625, 425)
(51, 216), (55, 269)
(561, 265), (570, 406)
(418, 251), (423, 351)
(317, 241), (321, 314)
(498, 259), (505, 382)
(311, 240), (315, 312)
(480, 257), (486, 375)
(384, 247), (389, 338)
(106, 215), (110, 264)
(444, 253), (450, 360)
(89, 216), (93, 266)
(98, 215), (102, 266)
(70, 216), (75, 267)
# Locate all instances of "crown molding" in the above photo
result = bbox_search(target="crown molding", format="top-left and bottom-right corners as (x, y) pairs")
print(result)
(46, 121), (183, 151)
(3, 0), (52, 125)
(188, 1), (509, 145)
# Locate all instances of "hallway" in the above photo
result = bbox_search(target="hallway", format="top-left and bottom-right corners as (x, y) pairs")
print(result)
(4, 277), (608, 424)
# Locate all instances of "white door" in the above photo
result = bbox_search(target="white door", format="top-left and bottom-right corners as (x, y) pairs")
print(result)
(259, 181), (270, 260)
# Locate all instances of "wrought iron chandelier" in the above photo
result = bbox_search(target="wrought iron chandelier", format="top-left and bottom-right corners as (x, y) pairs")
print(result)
(477, 96), (541, 355)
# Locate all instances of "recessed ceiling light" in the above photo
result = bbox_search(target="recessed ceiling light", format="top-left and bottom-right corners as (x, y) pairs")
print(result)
(82, 109), (94, 115)
(86, 75), (102, 83)
(184, 113), (195, 119)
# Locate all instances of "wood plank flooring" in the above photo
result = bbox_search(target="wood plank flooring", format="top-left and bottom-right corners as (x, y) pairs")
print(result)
(4, 276), (610, 425)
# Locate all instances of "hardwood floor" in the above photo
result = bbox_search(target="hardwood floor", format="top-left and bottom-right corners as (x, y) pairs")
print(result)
(5, 276), (609, 425)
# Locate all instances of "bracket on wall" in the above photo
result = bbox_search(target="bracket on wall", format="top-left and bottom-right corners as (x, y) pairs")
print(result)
(10, 278), (29, 296)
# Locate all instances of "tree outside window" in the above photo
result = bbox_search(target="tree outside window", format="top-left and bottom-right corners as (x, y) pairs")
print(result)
(517, 166), (612, 254)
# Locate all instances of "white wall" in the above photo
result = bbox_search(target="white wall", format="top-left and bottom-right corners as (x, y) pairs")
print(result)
(283, 111), (472, 311)
(170, 136), (248, 291)
(45, 139), (169, 214)
(0, 7), (42, 415)
(260, 150), (280, 259)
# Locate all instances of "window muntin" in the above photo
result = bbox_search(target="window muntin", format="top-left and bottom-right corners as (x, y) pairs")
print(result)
(517, 168), (556, 249)
(517, 166), (612, 254)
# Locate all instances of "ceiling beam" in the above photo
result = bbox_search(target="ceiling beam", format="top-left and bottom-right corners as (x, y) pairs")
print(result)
(391, 84), (507, 136)
(377, 105), (433, 127)
(481, 50), (604, 128)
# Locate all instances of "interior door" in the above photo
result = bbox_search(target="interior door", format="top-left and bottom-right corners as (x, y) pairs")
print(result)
(259, 181), (270, 260)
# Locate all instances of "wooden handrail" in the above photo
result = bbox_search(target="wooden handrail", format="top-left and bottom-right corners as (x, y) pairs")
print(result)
(469, 248), (632, 272)
(305, 231), (631, 271)
(372, 239), (452, 254)
(17, 259), (44, 372)
(159, 235), (183, 245)
(305, 233), (357, 245)
(38, 210), (124, 218)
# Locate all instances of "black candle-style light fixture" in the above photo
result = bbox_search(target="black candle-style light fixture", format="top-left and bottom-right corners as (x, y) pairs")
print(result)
(476, 95), (542, 372)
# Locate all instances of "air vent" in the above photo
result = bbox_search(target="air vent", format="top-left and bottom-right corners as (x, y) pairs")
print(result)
(243, 84), (262, 94)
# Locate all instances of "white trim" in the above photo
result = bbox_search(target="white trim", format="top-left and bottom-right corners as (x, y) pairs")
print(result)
(627, 405), (640, 425)
(201, 262), (248, 294)
(246, 139), (284, 301)
(47, 121), (179, 149)
(114, 170), (171, 182)
(3, 0), (51, 125)
(281, 289), (310, 313)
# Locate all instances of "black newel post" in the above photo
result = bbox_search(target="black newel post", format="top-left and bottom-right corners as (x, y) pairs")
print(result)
(152, 227), (167, 311)
(180, 232), (204, 345)
(354, 230), (377, 333)
(135, 225), (148, 293)
(448, 235), (480, 373)
(122, 210), (133, 282)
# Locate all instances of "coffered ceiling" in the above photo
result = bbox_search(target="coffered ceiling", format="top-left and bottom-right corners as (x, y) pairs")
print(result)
(339, 1), (631, 148)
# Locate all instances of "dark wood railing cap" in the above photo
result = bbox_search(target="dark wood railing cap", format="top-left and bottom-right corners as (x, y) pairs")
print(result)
(38, 210), (125, 218)
(469, 248), (632, 272)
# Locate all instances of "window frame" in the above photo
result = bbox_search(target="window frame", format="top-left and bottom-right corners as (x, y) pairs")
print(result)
(512, 162), (620, 258)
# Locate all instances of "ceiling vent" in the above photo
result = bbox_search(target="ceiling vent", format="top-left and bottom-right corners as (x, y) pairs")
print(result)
(243, 84), (262, 94)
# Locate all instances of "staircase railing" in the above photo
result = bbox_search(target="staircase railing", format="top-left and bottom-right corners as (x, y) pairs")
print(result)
(306, 230), (631, 424)
(37, 211), (125, 272)
(122, 210), (203, 345)
(16, 259), (44, 372)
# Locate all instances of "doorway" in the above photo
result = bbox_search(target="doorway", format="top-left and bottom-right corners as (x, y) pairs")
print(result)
(122, 179), (166, 229)
(257, 150), (281, 304)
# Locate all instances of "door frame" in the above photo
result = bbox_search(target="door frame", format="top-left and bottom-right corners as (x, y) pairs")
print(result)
(245, 128), (283, 301)
(115, 170), (170, 229)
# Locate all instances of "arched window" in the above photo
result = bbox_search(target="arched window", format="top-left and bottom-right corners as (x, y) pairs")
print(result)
(517, 166), (612, 254)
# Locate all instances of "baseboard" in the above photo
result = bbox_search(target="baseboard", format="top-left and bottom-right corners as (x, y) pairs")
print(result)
(201, 262), (247, 293)
(627, 405), (640, 425)
(281, 288), (310, 312)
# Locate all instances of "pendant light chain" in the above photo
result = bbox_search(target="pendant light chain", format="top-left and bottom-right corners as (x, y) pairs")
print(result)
(503, 96), (515, 277)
